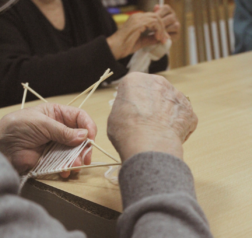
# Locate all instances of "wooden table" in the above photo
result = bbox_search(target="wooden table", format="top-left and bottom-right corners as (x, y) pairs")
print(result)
(0, 52), (252, 238)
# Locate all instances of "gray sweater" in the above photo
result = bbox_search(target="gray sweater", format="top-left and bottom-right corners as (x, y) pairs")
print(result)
(0, 152), (213, 238)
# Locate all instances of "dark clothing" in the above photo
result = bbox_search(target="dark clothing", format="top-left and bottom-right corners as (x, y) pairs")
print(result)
(0, 0), (168, 108)
(0, 151), (213, 238)
(234, 0), (252, 53)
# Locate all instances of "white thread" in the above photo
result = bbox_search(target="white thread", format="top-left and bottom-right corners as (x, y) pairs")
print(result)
(26, 140), (89, 178)
(104, 165), (121, 185)
(20, 139), (121, 189)
(109, 99), (115, 107)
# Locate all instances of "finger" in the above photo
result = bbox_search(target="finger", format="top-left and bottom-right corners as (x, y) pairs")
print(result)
(156, 5), (174, 18)
(153, 4), (160, 12)
(166, 22), (180, 33)
(41, 103), (97, 141)
(139, 35), (159, 48)
(146, 14), (165, 42)
(59, 155), (82, 178)
(44, 117), (89, 147)
(162, 13), (177, 28)
(57, 104), (97, 140)
(129, 13), (166, 42)
(83, 147), (92, 165)
(145, 15), (166, 43)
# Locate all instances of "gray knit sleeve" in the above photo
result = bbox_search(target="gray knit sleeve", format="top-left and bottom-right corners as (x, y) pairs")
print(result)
(117, 152), (213, 238)
(0, 152), (86, 238)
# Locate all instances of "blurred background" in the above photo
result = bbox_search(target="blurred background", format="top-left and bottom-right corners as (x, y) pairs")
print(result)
(103, 0), (235, 69)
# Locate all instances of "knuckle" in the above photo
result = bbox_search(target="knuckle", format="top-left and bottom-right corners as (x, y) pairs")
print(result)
(194, 113), (199, 125)
(62, 127), (71, 143)
(164, 5), (170, 11)
(175, 22), (180, 29)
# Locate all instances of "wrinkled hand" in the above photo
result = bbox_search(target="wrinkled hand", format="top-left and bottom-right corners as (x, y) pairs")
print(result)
(154, 4), (180, 42)
(107, 12), (169, 60)
(0, 103), (97, 177)
(107, 72), (198, 162)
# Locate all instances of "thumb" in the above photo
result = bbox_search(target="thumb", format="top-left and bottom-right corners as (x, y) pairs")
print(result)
(45, 119), (89, 147)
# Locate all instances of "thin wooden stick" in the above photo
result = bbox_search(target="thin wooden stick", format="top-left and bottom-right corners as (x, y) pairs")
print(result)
(65, 162), (121, 172)
(21, 83), (48, 103)
(67, 72), (113, 106)
(67, 83), (96, 106)
(21, 82), (29, 109)
(89, 140), (120, 163)
(78, 70), (113, 109)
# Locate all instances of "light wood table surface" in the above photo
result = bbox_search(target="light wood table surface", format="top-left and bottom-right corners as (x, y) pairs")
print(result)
(0, 52), (252, 238)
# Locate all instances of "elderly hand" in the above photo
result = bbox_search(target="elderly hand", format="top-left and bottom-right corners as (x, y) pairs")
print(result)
(107, 72), (198, 162)
(154, 4), (180, 42)
(107, 12), (169, 60)
(0, 103), (97, 177)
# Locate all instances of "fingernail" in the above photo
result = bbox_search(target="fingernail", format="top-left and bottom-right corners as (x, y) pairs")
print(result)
(78, 129), (88, 139)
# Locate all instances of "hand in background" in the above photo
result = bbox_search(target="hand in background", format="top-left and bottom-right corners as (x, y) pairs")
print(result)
(107, 12), (169, 60)
(107, 72), (198, 162)
(154, 4), (180, 41)
(0, 103), (97, 178)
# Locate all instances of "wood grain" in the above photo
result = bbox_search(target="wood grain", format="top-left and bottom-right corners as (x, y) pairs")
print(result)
(1, 52), (252, 237)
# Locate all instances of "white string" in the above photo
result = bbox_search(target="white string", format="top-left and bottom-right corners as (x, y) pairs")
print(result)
(104, 165), (121, 185)
(31, 140), (89, 177)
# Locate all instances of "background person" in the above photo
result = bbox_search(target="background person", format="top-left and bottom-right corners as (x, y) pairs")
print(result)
(0, 72), (213, 238)
(0, 0), (180, 108)
(234, 0), (252, 54)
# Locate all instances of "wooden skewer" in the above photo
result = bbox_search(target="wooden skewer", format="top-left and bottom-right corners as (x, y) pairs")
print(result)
(159, 0), (164, 6)
(89, 140), (120, 163)
(21, 82), (29, 109)
(67, 83), (96, 106)
(21, 83), (48, 103)
(68, 69), (114, 106)
(64, 162), (121, 172)
(186, 96), (190, 102)
(78, 70), (113, 109)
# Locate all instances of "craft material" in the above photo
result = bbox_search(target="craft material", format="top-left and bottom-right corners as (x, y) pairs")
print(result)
(127, 39), (172, 73)
(19, 69), (121, 192)
(21, 82), (28, 109)
(67, 70), (113, 106)
(21, 83), (48, 103)
(78, 69), (113, 109)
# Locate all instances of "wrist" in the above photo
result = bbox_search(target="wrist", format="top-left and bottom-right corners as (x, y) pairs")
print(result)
(106, 34), (122, 60)
(117, 130), (183, 162)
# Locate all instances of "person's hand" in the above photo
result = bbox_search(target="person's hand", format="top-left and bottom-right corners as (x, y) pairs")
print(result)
(107, 12), (169, 60)
(154, 4), (180, 42)
(0, 103), (97, 177)
(107, 72), (198, 162)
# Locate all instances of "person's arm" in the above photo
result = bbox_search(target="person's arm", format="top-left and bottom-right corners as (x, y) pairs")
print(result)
(0, 152), (86, 238)
(0, 13), (128, 107)
(118, 152), (212, 238)
(107, 72), (213, 238)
